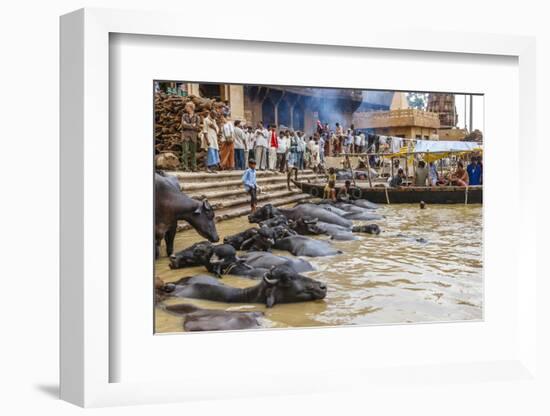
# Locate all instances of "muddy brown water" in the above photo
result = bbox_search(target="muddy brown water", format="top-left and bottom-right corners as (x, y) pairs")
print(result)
(155, 204), (483, 333)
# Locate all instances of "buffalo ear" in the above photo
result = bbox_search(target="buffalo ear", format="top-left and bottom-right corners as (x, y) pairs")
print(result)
(265, 288), (276, 308)
(203, 199), (212, 211)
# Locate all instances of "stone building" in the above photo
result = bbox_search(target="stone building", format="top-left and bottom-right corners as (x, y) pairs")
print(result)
(242, 85), (368, 133)
(353, 92), (440, 139)
(426, 93), (458, 128)
(426, 93), (471, 140)
(164, 82), (392, 134)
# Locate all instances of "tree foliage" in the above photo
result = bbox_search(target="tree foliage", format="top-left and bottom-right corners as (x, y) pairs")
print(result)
(407, 92), (429, 110)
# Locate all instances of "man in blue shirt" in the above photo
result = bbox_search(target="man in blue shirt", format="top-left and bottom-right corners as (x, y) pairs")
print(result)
(467, 157), (482, 186)
(242, 158), (258, 213)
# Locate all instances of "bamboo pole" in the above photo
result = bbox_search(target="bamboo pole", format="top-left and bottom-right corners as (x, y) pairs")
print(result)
(365, 156), (373, 188)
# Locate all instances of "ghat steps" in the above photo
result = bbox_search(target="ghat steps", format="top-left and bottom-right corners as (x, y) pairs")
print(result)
(163, 169), (326, 232)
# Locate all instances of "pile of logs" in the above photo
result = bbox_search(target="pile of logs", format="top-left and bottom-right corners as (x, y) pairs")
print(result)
(154, 92), (228, 169)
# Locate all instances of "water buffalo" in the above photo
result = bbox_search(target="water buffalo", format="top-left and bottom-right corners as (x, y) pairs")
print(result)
(155, 172), (219, 257)
(351, 199), (379, 210)
(169, 241), (213, 269)
(250, 203), (352, 229)
(259, 215), (289, 228)
(223, 228), (259, 250)
(240, 226), (276, 252)
(274, 235), (342, 257)
(248, 204), (282, 223)
(163, 265), (327, 308)
(240, 251), (314, 273)
(169, 241), (235, 276)
(241, 225), (297, 252)
(194, 243), (239, 277)
(170, 241), (314, 277)
(319, 202), (382, 221)
(163, 303), (264, 331)
(289, 217), (356, 240)
(352, 224), (381, 235)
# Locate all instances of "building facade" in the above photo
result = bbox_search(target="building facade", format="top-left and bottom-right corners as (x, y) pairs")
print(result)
(353, 108), (440, 139)
(166, 82), (393, 134)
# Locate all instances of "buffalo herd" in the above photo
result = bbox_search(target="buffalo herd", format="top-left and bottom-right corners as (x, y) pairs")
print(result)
(155, 171), (383, 331)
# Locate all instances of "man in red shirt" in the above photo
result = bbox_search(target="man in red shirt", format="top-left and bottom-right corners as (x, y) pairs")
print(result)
(268, 124), (279, 171)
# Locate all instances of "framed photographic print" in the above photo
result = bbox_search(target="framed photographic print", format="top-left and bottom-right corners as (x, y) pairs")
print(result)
(60, 7), (538, 408)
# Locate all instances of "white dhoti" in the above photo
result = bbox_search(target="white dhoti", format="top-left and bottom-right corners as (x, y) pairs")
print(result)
(268, 147), (278, 170)
(254, 146), (268, 170)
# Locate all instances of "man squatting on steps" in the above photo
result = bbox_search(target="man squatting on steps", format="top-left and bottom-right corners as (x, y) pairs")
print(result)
(242, 158), (258, 213)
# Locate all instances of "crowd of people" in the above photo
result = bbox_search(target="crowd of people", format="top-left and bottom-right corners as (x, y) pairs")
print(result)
(178, 100), (369, 174)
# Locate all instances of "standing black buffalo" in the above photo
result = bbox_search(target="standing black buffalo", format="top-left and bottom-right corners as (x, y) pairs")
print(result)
(155, 172), (219, 257)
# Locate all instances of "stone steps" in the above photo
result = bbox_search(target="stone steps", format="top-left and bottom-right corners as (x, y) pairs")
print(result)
(166, 169), (319, 232)
(179, 172), (323, 192)
(189, 181), (298, 200)
(211, 188), (299, 210)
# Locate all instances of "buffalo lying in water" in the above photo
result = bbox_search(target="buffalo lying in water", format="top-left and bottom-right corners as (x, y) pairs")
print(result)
(274, 235), (342, 257)
(169, 240), (314, 276)
(249, 203), (353, 229)
(163, 303), (263, 331)
(163, 265), (327, 308)
(223, 228), (259, 250)
(169, 241), (212, 269)
(223, 221), (341, 257)
(318, 202), (382, 221)
(155, 172), (219, 257)
(352, 224), (381, 235)
(239, 251), (314, 273)
(290, 217), (357, 240)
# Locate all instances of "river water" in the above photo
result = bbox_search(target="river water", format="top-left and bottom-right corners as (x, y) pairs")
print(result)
(155, 204), (483, 333)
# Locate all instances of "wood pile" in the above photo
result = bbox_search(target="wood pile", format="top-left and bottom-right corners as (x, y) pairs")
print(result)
(154, 91), (226, 152)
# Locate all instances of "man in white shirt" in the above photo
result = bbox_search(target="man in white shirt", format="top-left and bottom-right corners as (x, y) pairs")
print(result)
(308, 136), (319, 168)
(355, 133), (363, 153)
(233, 120), (247, 170)
(253, 122), (268, 170)
(245, 126), (255, 166)
(276, 131), (287, 172)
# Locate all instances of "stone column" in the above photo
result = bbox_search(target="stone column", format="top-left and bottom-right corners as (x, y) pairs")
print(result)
(187, 83), (200, 96)
(229, 85), (245, 121)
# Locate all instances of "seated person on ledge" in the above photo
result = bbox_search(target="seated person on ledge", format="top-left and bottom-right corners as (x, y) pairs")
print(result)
(324, 180), (337, 201)
(389, 168), (405, 188)
(356, 156), (368, 170)
(449, 161), (469, 187)
(337, 180), (354, 201)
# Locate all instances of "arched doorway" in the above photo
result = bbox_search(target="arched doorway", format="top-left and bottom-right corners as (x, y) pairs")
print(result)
(278, 99), (291, 128)
(261, 98), (275, 127)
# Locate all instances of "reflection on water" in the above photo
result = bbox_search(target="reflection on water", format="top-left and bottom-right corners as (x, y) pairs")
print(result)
(155, 204), (483, 333)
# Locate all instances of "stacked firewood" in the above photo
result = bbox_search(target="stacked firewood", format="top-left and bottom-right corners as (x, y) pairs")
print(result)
(154, 92), (227, 169)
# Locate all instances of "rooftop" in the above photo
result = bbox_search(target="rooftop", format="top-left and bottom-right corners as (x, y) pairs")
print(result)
(356, 108), (441, 129)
